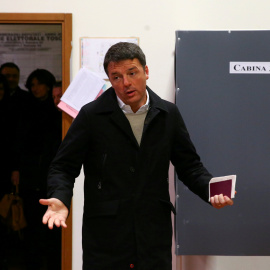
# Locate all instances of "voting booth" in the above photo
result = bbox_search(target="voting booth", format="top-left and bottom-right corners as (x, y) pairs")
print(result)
(175, 30), (270, 255)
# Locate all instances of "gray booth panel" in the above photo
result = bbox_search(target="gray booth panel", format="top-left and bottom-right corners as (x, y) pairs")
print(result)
(175, 31), (270, 255)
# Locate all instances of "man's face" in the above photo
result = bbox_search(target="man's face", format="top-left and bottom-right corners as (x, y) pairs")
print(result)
(1, 67), (20, 91)
(107, 58), (149, 113)
(52, 86), (62, 110)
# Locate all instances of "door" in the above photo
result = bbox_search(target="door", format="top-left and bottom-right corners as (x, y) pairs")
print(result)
(0, 13), (72, 270)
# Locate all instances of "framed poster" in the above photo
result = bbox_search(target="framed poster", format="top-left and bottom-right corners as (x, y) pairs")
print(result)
(80, 37), (139, 79)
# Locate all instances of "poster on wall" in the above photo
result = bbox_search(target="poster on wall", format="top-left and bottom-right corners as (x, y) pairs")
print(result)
(0, 24), (62, 90)
(80, 37), (139, 80)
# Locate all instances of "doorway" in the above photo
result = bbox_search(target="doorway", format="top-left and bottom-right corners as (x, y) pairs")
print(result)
(0, 13), (72, 270)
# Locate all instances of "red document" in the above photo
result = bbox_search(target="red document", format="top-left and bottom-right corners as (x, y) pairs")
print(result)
(208, 175), (236, 201)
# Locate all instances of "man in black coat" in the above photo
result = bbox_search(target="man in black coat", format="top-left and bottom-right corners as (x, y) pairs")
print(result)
(0, 62), (30, 185)
(40, 42), (234, 270)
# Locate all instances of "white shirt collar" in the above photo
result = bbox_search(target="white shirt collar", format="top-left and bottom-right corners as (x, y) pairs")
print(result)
(117, 90), (150, 115)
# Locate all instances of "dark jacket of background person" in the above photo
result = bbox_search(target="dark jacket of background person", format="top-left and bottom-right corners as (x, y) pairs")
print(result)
(47, 86), (212, 270)
(13, 69), (61, 270)
(14, 69), (61, 191)
(0, 63), (31, 175)
(1, 84), (31, 175)
(0, 74), (11, 199)
(0, 71), (31, 270)
(18, 94), (61, 191)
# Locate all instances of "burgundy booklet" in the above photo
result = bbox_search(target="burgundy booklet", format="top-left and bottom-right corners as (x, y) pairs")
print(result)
(208, 175), (236, 201)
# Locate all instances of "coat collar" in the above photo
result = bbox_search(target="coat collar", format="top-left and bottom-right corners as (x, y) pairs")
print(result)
(93, 86), (169, 147)
(94, 86), (169, 114)
(146, 86), (169, 113)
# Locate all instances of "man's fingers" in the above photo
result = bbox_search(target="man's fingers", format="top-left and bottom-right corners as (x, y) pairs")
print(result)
(54, 218), (60, 227)
(60, 220), (67, 228)
(43, 211), (68, 229)
(224, 196), (234, 205)
(42, 214), (49, 225)
(54, 218), (65, 228)
(213, 194), (224, 205)
(48, 216), (56, 229)
(211, 194), (234, 209)
(47, 216), (67, 229)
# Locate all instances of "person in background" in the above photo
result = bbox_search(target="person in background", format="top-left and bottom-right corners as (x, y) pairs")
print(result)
(52, 81), (63, 144)
(0, 63), (30, 186)
(0, 62), (23, 97)
(11, 69), (58, 188)
(0, 74), (9, 102)
(52, 81), (63, 154)
(0, 74), (11, 270)
(40, 42), (234, 270)
(0, 74), (11, 199)
(14, 69), (61, 270)
(52, 80), (62, 110)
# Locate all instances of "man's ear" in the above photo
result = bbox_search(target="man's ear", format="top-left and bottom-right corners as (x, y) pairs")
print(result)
(145, 65), (149, 80)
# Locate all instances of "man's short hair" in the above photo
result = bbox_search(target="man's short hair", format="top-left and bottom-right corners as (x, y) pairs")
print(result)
(103, 42), (146, 75)
(0, 62), (20, 73)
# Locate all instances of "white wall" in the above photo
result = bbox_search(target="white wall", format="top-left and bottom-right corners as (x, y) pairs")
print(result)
(3, 1), (270, 269)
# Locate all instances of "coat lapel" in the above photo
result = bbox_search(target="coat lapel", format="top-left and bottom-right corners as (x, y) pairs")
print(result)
(143, 86), (169, 134)
(95, 88), (139, 147)
(95, 86), (169, 148)
(110, 109), (139, 147)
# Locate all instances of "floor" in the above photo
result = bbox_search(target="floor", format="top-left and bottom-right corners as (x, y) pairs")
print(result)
(0, 229), (60, 270)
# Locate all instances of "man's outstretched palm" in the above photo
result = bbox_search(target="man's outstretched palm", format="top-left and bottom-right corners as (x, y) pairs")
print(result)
(39, 198), (68, 229)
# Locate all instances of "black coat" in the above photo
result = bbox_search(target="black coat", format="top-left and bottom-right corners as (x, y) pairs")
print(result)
(48, 86), (212, 270)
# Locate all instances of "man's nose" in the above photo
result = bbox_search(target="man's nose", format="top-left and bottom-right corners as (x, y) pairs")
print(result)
(123, 75), (131, 86)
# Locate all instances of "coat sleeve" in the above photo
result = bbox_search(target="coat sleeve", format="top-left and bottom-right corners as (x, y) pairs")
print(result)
(170, 105), (212, 203)
(47, 107), (91, 210)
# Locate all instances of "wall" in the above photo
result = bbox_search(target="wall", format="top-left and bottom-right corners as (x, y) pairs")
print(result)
(2, 1), (270, 269)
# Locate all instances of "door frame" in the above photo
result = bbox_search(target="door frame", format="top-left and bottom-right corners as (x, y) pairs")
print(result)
(0, 13), (73, 270)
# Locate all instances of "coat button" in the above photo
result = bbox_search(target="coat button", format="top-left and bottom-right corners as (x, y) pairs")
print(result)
(129, 166), (135, 173)
(130, 264), (134, 268)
